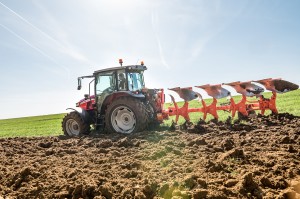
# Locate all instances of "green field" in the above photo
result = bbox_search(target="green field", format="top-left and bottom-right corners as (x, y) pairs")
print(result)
(0, 90), (299, 137)
(0, 114), (65, 137)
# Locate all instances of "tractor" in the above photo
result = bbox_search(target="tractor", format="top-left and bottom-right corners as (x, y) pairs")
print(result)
(62, 59), (299, 137)
(62, 59), (165, 136)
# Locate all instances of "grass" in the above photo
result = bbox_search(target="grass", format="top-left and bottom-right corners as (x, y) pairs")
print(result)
(0, 114), (65, 137)
(0, 90), (299, 138)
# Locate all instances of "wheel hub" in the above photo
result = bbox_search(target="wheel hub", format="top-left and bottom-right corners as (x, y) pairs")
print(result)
(73, 124), (79, 130)
(111, 106), (136, 134)
(65, 119), (80, 136)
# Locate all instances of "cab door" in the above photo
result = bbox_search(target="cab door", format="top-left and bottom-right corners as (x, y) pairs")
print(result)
(95, 71), (116, 111)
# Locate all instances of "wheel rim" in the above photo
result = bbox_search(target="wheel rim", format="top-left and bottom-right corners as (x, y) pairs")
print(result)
(111, 106), (136, 134)
(65, 119), (80, 136)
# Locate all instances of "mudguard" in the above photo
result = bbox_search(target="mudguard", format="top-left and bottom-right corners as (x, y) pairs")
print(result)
(119, 91), (145, 99)
(102, 91), (145, 105)
(98, 91), (146, 115)
(66, 107), (94, 124)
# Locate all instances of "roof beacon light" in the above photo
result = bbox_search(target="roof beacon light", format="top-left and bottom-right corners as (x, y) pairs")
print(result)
(119, 59), (123, 66)
(141, 61), (144, 66)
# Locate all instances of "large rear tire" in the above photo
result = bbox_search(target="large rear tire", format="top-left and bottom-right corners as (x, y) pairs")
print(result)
(62, 111), (91, 136)
(105, 97), (148, 134)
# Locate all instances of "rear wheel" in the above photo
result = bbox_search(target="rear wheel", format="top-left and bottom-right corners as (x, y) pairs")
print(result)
(62, 111), (91, 136)
(105, 97), (148, 134)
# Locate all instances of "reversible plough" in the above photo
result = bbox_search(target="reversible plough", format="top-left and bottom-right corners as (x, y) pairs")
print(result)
(157, 78), (299, 124)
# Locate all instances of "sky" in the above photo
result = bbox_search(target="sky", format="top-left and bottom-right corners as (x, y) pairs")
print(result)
(0, 0), (299, 119)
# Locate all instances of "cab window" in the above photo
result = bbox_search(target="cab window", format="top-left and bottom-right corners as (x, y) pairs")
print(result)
(117, 69), (126, 90)
(127, 71), (145, 91)
(95, 71), (116, 95)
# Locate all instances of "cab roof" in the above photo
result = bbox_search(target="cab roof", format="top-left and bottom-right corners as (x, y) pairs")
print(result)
(93, 65), (147, 75)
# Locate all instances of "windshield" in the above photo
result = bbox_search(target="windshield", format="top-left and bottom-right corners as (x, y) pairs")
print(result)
(127, 71), (145, 91)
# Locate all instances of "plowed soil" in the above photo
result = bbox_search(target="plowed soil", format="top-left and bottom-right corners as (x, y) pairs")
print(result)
(1, 113), (300, 199)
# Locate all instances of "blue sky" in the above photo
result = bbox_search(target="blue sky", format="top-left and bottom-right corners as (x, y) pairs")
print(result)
(0, 0), (299, 119)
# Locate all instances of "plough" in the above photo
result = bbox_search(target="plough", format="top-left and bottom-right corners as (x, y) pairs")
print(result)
(158, 78), (299, 124)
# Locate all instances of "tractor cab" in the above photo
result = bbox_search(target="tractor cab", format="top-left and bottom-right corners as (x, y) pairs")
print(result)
(76, 62), (147, 107)
(93, 64), (147, 95)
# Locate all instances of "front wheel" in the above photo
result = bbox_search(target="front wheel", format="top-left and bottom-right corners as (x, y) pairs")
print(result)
(62, 111), (91, 136)
(105, 97), (148, 134)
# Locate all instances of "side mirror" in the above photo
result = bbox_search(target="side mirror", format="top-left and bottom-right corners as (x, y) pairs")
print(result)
(77, 78), (82, 90)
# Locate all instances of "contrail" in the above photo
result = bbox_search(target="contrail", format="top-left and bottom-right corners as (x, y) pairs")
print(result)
(0, 23), (70, 77)
(151, 11), (169, 69)
(0, 1), (65, 48)
(0, 1), (91, 65)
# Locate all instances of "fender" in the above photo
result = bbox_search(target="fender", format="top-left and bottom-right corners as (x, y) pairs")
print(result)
(123, 91), (145, 99)
(107, 91), (145, 101)
(99, 91), (146, 114)
(66, 107), (94, 124)
(105, 91), (145, 100)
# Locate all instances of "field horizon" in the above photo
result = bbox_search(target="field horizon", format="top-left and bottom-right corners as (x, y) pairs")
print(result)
(0, 89), (299, 138)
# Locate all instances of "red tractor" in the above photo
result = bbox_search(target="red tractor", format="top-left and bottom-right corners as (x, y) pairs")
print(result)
(63, 59), (299, 137)
(62, 60), (165, 136)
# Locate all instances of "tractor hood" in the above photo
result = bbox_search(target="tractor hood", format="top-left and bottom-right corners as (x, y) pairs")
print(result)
(76, 95), (95, 111)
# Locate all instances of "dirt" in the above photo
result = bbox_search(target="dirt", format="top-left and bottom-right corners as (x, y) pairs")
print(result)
(0, 113), (300, 199)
